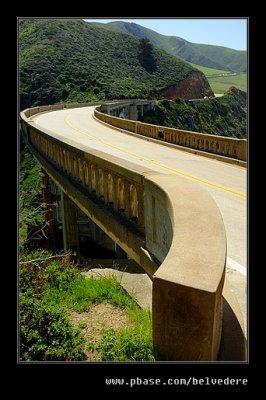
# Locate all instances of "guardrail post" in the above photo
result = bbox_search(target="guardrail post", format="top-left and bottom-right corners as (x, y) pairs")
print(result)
(124, 181), (131, 218)
(237, 139), (247, 161)
(103, 170), (109, 204)
(136, 186), (145, 231)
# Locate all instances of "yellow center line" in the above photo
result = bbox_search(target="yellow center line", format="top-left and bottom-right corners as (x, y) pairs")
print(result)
(64, 112), (246, 200)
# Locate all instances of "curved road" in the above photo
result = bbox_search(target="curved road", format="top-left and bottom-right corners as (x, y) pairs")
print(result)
(30, 106), (247, 273)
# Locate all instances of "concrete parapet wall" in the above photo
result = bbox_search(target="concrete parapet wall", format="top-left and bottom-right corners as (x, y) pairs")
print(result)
(20, 103), (241, 360)
(145, 174), (226, 360)
(95, 106), (247, 162)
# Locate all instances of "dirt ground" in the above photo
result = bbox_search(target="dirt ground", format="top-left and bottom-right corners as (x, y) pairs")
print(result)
(70, 303), (130, 361)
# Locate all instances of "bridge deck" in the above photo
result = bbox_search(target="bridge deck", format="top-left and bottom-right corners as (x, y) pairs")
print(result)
(30, 106), (246, 271)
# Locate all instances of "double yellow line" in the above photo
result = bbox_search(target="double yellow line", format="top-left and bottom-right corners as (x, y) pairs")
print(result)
(64, 112), (246, 200)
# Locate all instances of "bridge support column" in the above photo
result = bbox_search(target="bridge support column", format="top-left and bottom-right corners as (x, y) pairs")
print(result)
(61, 191), (79, 253)
(42, 169), (55, 250)
(129, 104), (137, 120)
(152, 276), (224, 361)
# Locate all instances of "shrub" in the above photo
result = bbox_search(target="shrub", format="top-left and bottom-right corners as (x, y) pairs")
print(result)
(19, 253), (155, 361)
(97, 329), (117, 360)
(20, 295), (86, 361)
(19, 249), (52, 295)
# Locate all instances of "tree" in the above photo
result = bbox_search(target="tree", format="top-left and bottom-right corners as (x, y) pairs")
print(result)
(138, 38), (156, 73)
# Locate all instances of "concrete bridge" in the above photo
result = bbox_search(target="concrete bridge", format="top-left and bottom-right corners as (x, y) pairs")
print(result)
(100, 99), (154, 120)
(20, 100), (247, 361)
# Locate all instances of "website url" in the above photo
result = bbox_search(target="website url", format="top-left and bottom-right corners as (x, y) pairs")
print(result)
(105, 377), (248, 387)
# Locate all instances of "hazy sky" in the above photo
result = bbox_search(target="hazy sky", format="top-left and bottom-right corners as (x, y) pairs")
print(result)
(84, 18), (247, 51)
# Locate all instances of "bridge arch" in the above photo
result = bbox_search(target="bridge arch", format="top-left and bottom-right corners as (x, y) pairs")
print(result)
(20, 102), (246, 361)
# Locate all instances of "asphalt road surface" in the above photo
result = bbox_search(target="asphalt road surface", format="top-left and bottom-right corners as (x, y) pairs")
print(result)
(31, 106), (247, 273)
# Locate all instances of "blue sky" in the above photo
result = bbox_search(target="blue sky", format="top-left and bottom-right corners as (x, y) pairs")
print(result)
(84, 18), (247, 51)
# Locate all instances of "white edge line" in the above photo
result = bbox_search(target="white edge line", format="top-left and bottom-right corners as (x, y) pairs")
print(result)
(226, 257), (246, 276)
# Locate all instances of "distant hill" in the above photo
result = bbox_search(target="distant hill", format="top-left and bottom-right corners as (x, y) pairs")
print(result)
(141, 87), (247, 139)
(91, 21), (246, 73)
(20, 19), (213, 109)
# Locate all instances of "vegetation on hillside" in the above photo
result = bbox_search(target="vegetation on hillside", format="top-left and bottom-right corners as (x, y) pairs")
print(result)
(19, 18), (197, 109)
(93, 21), (247, 72)
(190, 64), (247, 93)
(205, 73), (247, 94)
(190, 64), (230, 76)
(19, 144), (44, 251)
(19, 252), (154, 361)
(142, 87), (247, 138)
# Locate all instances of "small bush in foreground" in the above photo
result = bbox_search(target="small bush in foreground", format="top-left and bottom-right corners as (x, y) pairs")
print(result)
(20, 295), (86, 361)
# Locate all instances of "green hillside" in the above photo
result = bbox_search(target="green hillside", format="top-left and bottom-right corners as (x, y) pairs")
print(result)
(19, 19), (198, 110)
(190, 64), (230, 76)
(205, 73), (247, 94)
(142, 87), (247, 139)
(191, 64), (247, 93)
(92, 21), (246, 73)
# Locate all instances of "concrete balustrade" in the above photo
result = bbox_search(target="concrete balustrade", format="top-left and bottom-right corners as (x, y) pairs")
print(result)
(20, 102), (245, 360)
(31, 131), (141, 223)
(95, 106), (247, 164)
(146, 174), (226, 360)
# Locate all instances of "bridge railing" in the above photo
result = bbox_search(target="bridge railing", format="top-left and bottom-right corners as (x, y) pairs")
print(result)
(20, 103), (227, 360)
(95, 106), (246, 162)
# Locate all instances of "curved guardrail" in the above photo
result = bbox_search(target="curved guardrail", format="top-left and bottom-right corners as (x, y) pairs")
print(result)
(20, 102), (227, 360)
(94, 106), (246, 165)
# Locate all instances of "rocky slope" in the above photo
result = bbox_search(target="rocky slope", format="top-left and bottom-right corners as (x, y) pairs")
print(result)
(160, 71), (214, 100)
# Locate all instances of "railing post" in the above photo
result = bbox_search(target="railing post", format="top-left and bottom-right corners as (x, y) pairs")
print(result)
(112, 175), (118, 211)
(103, 170), (109, 204)
(124, 181), (131, 219)
(237, 139), (247, 161)
(136, 186), (145, 232)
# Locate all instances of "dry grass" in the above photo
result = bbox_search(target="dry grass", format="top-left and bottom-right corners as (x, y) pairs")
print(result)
(70, 303), (131, 361)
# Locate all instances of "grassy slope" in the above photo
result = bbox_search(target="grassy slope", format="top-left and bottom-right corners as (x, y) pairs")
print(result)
(192, 42), (246, 73)
(20, 254), (154, 361)
(191, 64), (247, 93)
(19, 19), (197, 109)
(206, 73), (247, 94)
(191, 64), (230, 76)
(93, 21), (246, 73)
